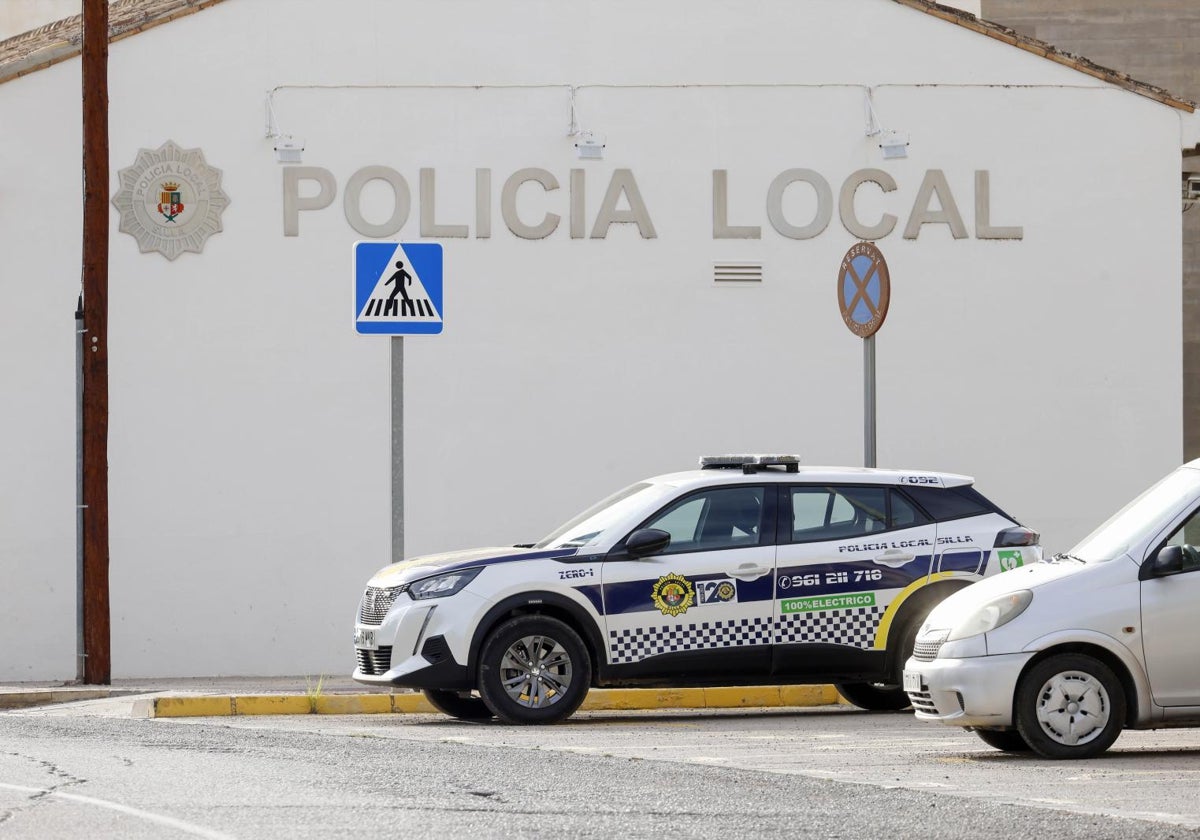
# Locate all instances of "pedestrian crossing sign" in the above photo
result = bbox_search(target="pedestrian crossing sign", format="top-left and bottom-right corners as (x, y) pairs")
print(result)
(353, 241), (444, 335)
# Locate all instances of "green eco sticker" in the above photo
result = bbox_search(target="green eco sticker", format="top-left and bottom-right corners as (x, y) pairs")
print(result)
(780, 592), (877, 613)
(997, 550), (1024, 572)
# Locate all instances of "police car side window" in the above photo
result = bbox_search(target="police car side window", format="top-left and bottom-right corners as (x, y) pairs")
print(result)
(890, 491), (929, 529)
(903, 486), (991, 521)
(791, 486), (887, 543)
(644, 487), (765, 554)
(651, 497), (707, 549)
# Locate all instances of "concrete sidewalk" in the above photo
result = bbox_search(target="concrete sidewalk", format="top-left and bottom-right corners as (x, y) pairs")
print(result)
(0, 677), (842, 718)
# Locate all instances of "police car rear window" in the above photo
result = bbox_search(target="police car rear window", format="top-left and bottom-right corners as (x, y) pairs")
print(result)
(903, 485), (996, 521)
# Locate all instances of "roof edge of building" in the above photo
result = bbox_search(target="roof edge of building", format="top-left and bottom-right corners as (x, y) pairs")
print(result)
(894, 0), (1196, 113)
(0, 0), (1193, 114)
(0, 0), (228, 86)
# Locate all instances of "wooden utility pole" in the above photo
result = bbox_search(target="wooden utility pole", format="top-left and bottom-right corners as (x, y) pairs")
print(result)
(81, 0), (111, 685)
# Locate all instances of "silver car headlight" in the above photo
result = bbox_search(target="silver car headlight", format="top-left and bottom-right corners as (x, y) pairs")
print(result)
(945, 590), (1033, 641)
(407, 567), (483, 600)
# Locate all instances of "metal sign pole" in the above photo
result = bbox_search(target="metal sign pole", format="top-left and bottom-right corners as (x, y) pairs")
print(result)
(352, 240), (443, 566)
(391, 336), (404, 564)
(838, 241), (890, 471)
(864, 335), (876, 468)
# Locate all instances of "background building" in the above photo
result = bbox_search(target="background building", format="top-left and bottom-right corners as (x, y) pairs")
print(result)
(0, 0), (1195, 680)
(983, 0), (1200, 459)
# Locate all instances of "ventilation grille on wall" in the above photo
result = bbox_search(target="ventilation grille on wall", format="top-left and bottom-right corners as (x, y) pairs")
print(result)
(713, 262), (763, 283)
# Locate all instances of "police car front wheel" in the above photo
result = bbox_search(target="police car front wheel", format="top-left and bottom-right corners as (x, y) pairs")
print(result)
(478, 615), (592, 724)
(422, 689), (494, 720)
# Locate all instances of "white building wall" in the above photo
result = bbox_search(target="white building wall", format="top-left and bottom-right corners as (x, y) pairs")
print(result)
(0, 0), (1184, 679)
(0, 0), (86, 41)
(0, 56), (83, 680)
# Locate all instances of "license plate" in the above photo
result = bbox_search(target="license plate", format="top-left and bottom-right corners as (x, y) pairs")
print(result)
(353, 627), (377, 650)
(902, 670), (924, 693)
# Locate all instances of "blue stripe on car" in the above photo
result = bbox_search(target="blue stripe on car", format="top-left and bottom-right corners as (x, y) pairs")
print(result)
(601, 556), (939, 616)
(775, 556), (934, 596)
(425, 547), (580, 577)
(573, 583), (605, 614)
(602, 571), (770, 616)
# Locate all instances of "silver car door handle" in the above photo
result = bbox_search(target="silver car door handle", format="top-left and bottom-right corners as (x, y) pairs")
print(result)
(730, 563), (771, 580)
(872, 550), (913, 568)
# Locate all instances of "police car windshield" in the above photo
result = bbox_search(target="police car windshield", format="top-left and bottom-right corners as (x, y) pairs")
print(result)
(536, 482), (672, 549)
(1070, 467), (1200, 563)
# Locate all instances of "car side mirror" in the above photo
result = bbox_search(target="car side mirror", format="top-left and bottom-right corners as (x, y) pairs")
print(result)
(1141, 544), (1184, 580)
(624, 528), (672, 559)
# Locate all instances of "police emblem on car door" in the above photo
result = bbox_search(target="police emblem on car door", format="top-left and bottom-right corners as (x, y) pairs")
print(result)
(601, 486), (776, 676)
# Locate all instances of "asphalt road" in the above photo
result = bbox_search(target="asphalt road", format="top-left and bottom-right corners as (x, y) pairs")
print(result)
(3, 702), (1200, 838)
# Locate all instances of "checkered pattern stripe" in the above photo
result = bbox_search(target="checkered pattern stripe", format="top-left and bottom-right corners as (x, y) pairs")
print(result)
(774, 606), (885, 649)
(608, 617), (773, 664)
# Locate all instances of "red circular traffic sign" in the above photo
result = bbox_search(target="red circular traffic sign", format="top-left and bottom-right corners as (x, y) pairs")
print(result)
(837, 242), (891, 338)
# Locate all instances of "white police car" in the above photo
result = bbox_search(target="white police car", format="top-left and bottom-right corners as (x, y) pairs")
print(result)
(353, 455), (1039, 723)
(905, 458), (1200, 759)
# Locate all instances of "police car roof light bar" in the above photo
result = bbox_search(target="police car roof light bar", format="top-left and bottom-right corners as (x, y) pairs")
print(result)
(700, 454), (801, 474)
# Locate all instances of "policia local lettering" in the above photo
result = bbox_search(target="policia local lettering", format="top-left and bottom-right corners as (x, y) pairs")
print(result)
(282, 167), (1023, 241)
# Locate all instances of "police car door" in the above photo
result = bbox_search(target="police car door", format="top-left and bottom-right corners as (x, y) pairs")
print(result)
(773, 484), (936, 676)
(600, 485), (776, 678)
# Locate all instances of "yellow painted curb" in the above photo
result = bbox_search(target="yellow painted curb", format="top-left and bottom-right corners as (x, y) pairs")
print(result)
(389, 694), (437, 713)
(783, 685), (841, 706)
(145, 684), (843, 718)
(315, 694), (394, 715)
(153, 696), (234, 717)
(234, 695), (312, 716)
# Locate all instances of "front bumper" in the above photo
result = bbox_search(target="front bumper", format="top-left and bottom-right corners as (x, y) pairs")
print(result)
(352, 591), (485, 691)
(905, 652), (1033, 728)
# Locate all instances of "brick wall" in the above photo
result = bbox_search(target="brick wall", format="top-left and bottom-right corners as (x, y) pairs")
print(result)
(983, 0), (1200, 459)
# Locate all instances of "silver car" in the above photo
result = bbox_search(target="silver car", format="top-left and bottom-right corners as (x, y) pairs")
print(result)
(904, 459), (1200, 759)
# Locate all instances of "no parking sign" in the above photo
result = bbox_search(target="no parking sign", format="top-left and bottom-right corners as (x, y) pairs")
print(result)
(837, 242), (890, 338)
(838, 242), (890, 467)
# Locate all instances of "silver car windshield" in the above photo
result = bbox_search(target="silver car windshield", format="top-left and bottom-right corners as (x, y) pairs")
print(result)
(536, 482), (673, 550)
(1070, 466), (1200, 563)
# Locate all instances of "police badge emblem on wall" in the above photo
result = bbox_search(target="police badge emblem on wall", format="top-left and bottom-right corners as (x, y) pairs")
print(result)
(111, 140), (230, 260)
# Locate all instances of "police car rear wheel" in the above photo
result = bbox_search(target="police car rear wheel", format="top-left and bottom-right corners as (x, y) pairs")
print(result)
(835, 681), (912, 711)
(478, 615), (592, 724)
(973, 728), (1031, 752)
(422, 689), (494, 720)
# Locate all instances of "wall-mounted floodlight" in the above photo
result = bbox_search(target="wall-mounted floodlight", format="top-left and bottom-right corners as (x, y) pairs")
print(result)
(265, 91), (304, 163)
(575, 130), (605, 160)
(879, 129), (909, 160)
(567, 88), (604, 160)
(274, 135), (305, 164)
(864, 92), (908, 161)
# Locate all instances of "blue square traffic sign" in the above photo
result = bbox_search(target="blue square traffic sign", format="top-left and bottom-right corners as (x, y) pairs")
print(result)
(353, 242), (444, 335)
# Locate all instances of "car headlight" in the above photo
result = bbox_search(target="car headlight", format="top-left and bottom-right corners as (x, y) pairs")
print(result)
(945, 590), (1033, 641)
(407, 567), (483, 600)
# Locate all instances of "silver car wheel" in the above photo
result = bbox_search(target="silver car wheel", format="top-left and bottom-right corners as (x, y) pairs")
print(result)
(1033, 669), (1111, 747)
(497, 634), (574, 709)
